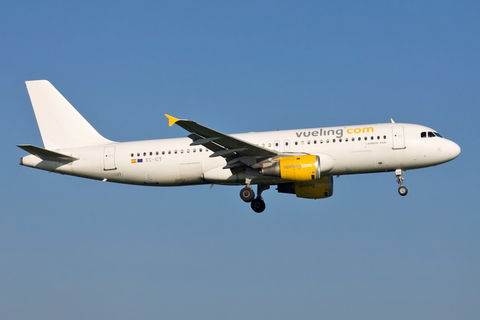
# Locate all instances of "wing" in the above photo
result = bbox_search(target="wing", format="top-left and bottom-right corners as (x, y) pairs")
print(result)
(165, 115), (279, 170)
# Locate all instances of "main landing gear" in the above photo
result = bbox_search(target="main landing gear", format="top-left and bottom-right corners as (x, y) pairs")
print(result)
(240, 184), (270, 213)
(395, 169), (408, 196)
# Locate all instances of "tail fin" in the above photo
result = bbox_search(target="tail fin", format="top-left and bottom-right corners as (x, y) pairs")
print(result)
(25, 80), (113, 150)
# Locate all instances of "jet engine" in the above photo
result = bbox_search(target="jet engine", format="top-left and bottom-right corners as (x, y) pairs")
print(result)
(277, 176), (334, 199)
(261, 155), (321, 181)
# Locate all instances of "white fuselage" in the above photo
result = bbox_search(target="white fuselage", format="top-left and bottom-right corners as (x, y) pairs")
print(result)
(21, 122), (461, 186)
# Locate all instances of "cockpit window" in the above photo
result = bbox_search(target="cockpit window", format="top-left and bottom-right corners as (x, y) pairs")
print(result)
(422, 131), (444, 138)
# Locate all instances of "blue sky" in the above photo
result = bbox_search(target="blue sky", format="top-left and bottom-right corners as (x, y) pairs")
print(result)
(1, 1), (479, 319)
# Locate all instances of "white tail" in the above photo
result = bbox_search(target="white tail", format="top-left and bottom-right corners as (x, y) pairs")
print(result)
(25, 80), (113, 149)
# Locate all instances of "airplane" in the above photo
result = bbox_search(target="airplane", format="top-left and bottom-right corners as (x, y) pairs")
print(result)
(18, 80), (461, 213)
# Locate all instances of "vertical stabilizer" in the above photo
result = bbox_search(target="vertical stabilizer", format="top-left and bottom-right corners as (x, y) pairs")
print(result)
(25, 80), (113, 149)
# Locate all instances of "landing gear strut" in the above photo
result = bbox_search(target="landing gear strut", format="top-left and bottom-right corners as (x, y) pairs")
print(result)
(395, 169), (408, 196)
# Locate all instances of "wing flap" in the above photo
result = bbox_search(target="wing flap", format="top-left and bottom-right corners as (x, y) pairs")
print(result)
(210, 148), (247, 158)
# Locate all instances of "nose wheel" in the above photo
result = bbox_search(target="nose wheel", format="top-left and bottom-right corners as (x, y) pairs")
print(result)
(398, 185), (408, 196)
(395, 169), (408, 196)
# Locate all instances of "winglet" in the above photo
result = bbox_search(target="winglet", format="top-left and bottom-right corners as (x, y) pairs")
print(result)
(165, 114), (179, 127)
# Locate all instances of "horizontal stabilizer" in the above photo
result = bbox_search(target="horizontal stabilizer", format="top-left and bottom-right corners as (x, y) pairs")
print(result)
(17, 144), (79, 162)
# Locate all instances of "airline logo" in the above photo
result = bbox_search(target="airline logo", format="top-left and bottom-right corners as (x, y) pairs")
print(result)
(346, 127), (374, 134)
(295, 126), (374, 139)
(283, 163), (313, 170)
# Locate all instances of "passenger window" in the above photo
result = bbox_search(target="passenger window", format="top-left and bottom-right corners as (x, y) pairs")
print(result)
(383, 135), (386, 139)
(371, 136), (374, 140)
(377, 136), (380, 140)
(143, 152), (146, 156)
(314, 140), (317, 144)
(364, 137), (367, 141)
(150, 152), (153, 156)
(181, 150), (184, 154)
(320, 140), (323, 144)
(199, 148), (202, 152)
(131, 153), (134, 157)
(339, 139), (342, 142)
(295, 142), (298, 145)
(162, 151), (165, 155)
(358, 137), (361, 141)
(307, 140), (310, 144)
(332, 139), (336, 143)
(168, 151), (171, 154)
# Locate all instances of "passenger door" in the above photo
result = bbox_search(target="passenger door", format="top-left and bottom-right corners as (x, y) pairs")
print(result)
(392, 126), (406, 149)
(103, 146), (116, 170)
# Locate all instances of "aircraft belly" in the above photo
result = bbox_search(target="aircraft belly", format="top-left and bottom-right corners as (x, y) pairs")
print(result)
(151, 163), (181, 185)
(179, 162), (204, 184)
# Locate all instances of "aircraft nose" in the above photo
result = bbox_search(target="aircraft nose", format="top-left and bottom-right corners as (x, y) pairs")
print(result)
(448, 140), (461, 160)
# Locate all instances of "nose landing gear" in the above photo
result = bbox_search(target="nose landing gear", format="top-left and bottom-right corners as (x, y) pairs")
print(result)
(395, 169), (408, 196)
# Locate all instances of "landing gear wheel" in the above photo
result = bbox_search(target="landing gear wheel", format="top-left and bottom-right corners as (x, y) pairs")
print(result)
(251, 198), (266, 213)
(240, 187), (255, 202)
(395, 169), (408, 197)
(398, 186), (408, 196)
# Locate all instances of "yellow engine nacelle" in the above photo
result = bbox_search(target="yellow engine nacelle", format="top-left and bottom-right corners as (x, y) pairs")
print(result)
(261, 155), (321, 181)
(277, 176), (334, 199)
